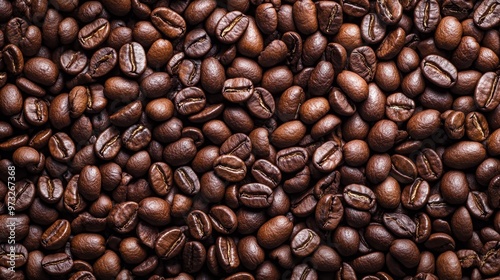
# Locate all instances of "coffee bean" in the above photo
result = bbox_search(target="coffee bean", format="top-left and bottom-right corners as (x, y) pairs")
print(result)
(473, 0), (500, 29)
(215, 236), (240, 273)
(421, 55), (457, 88)
(119, 42), (146, 78)
(107, 201), (139, 234)
(214, 155), (247, 182)
(187, 210), (212, 240)
(88, 47), (117, 78)
(78, 18), (110, 50)
(175, 87), (206, 116)
(239, 183), (274, 209)
(414, 0), (441, 33)
(222, 77), (254, 103)
(343, 184), (376, 211)
(151, 7), (186, 39)
(42, 253), (73, 276)
(174, 166), (200, 195)
(257, 215), (293, 249)
(276, 146), (308, 173)
(312, 140), (343, 173)
(315, 194), (343, 231)
(209, 205), (237, 234)
(155, 228), (186, 260)
(216, 11), (249, 44)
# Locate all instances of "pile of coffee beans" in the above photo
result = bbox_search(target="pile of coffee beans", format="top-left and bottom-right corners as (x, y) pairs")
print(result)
(1, 0), (500, 279)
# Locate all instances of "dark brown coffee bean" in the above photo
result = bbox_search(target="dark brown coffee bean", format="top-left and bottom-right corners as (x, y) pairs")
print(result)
(174, 166), (200, 195)
(175, 87), (206, 116)
(290, 228), (320, 257)
(184, 28), (211, 58)
(414, 0), (441, 34)
(94, 126), (121, 161)
(383, 213), (416, 238)
(257, 215), (293, 249)
(42, 253), (73, 276)
(88, 47), (117, 78)
(316, 1), (343, 35)
(251, 159), (281, 189)
(213, 155), (247, 182)
(215, 236), (240, 273)
(78, 18), (110, 50)
(3, 41), (24, 74)
(155, 228), (186, 260)
(435, 251), (461, 279)
(390, 154), (417, 184)
(239, 183), (274, 208)
(315, 194), (343, 231)
(216, 11), (249, 44)
(421, 55), (457, 88)
(24, 57), (59, 86)
(148, 162), (173, 196)
(119, 42), (146, 78)
(466, 191), (493, 220)
(41, 219), (71, 250)
(151, 7), (186, 39)
(209, 205), (237, 234)
(222, 77), (254, 103)
(276, 146), (308, 173)
(473, 0), (500, 29)
(187, 210), (212, 240)
(107, 201), (139, 234)
(416, 148), (443, 181)
(443, 141), (487, 169)
(343, 184), (376, 211)
(475, 72), (500, 112)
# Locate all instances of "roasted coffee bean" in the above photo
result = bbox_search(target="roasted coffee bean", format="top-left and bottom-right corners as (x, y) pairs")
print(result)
(107, 201), (139, 234)
(251, 159), (281, 188)
(312, 140), (343, 173)
(155, 228), (186, 260)
(343, 184), (376, 211)
(148, 162), (173, 196)
(390, 154), (417, 184)
(214, 155), (247, 182)
(223, 77), (254, 103)
(41, 219), (71, 250)
(174, 166), (200, 195)
(383, 213), (416, 238)
(89, 47), (117, 78)
(215, 236), (240, 273)
(151, 7), (186, 39)
(216, 11), (249, 44)
(239, 183), (274, 208)
(475, 72), (500, 112)
(78, 18), (110, 50)
(175, 87), (206, 116)
(473, 0), (500, 29)
(257, 215), (293, 249)
(414, 0), (441, 33)
(119, 42), (146, 78)
(415, 148), (443, 181)
(209, 205), (237, 234)
(187, 210), (212, 240)
(94, 126), (121, 161)
(276, 147), (308, 173)
(315, 194), (343, 231)
(42, 253), (73, 276)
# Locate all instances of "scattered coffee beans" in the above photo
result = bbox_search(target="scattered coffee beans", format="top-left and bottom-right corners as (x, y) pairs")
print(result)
(0, 0), (500, 279)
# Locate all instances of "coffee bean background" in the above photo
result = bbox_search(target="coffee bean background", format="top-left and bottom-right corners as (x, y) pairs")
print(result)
(0, 0), (500, 279)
